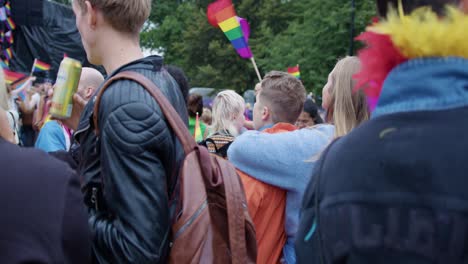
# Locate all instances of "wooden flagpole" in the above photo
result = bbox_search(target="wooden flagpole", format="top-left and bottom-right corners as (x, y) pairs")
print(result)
(30, 58), (37, 76)
(250, 57), (262, 82)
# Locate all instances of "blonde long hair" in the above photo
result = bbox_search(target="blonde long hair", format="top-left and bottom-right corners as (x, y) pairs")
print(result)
(327, 56), (369, 137)
(0, 69), (9, 110)
(210, 90), (245, 137)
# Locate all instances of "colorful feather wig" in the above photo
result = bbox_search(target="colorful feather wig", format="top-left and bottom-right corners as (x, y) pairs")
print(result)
(354, 3), (468, 111)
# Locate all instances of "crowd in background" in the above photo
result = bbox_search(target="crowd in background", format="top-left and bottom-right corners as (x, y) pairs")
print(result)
(2, 0), (468, 263)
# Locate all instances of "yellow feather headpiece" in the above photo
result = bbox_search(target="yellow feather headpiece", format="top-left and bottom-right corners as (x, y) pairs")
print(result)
(368, 2), (468, 59)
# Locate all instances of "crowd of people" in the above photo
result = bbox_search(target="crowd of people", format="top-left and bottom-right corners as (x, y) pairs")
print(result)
(1, 0), (468, 263)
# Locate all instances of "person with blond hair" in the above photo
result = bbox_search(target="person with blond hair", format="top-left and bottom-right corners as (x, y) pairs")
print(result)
(202, 90), (245, 158)
(296, 0), (468, 263)
(0, 107), (15, 143)
(57, 0), (187, 263)
(0, 70), (20, 144)
(321, 56), (369, 137)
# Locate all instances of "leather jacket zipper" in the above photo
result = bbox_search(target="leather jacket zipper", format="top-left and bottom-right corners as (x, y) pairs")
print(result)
(91, 187), (99, 211)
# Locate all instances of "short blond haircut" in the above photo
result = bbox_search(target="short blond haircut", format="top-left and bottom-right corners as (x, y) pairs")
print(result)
(260, 71), (306, 124)
(210, 90), (245, 137)
(75, 0), (151, 34)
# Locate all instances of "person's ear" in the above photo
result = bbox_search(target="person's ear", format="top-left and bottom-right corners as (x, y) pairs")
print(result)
(85, 1), (98, 30)
(85, 86), (94, 99)
(262, 106), (270, 121)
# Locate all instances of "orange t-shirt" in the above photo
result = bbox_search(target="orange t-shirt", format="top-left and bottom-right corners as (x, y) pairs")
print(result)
(238, 171), (286, 264)
(238, 123), (297, 264)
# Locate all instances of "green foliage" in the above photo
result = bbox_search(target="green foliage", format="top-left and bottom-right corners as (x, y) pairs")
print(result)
(143, 0), (376, 96)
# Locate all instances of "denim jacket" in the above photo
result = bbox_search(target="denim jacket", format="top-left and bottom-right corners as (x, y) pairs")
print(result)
(373, 57), (468, 117)
(295, 57), (468, 264)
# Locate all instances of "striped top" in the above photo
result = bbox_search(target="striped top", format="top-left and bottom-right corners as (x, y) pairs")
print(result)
(204, 132), (235, 159)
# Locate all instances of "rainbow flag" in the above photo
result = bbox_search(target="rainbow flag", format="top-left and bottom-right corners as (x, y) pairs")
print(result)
(207, 0), (252, 59)
(32, 59), (51, 72)
(194, 112), (203, 142)
(14, 79), (31, 101)
(4, 69), (27, 85)
(3, 48), (12, 60)
(5, 3), (11, 16)
(6, 17), (15, 30)
(288, 65), (301, 79)
(5, 31), (13, 44)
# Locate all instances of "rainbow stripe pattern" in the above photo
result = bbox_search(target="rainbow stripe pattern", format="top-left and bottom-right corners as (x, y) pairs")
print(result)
(33, 59), (51, 72)
(288, 66), (301, 79)
(14, 79), (30, 101)
(6, 17), (15, 30)
(207, 0), (252, 59)
(3, 47), (12, 60)
(4, 69), (26, 85)
(5, 3), (10, 16)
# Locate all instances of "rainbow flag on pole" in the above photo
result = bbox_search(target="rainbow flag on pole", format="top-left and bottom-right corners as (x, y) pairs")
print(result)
(3, 48), (12, 60)
(4, 69), (27, 85)
(32, 59), (51, 72)
(6, 17), (15, 30)
(14, 78), (32, 101)
(288, 65), (301, 79)
(5, 3), (11, 16)
(207, 0), (252, 59)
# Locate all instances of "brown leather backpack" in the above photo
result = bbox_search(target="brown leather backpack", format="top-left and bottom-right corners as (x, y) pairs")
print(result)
(93, 71), (257, 264)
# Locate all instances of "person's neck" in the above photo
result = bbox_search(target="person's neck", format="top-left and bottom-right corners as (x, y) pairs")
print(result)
(258, 122), (274, 131)
(99, 32), (144, 74)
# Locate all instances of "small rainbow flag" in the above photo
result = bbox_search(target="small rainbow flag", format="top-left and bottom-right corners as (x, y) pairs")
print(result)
(6, 17), (15, 30)
(4, 69), (27, 85)
(207, 0), (252, 59)
(288, 65), (301, 79)
(5, 3), (11, 16)
(194, 112), (203, 142)
(14, 79), (31, 101)
(3, 48), (12, 60)
(5, 31), (13, 44)
(32, 59), (51, 72)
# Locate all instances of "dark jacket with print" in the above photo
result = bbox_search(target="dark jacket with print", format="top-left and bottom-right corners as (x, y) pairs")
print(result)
(296, 58), (468, 264)
(74, 56), (187, 264)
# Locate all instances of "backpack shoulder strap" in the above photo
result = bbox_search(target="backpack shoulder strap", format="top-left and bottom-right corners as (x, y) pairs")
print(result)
(93, 71), (196, 155)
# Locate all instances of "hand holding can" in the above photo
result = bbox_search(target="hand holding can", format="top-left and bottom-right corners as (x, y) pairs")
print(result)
(50, 57), (82, 119)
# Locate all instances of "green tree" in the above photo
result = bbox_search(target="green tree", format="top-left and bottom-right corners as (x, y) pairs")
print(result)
(148, 0), (377, 97)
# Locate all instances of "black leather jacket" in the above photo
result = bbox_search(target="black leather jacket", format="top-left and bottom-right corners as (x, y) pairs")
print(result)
(74, 56), (187, 264)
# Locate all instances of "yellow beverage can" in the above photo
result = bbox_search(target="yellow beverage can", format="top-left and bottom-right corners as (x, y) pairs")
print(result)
(50, 57), (82, 119)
